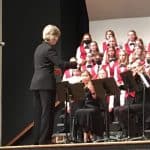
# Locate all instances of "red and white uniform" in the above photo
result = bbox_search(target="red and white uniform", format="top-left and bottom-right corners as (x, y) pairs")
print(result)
(102, 41), (120, 56)
(62, 69), (74, 81)
(101, 41), (109, 54)
(105, 61), (118, 77)
(147, 43), (150, 52)
(114, 64), (128, 85)
(80, 63), (96, 77)
(114, 64), (135, 106)
(92, 64), (107, 79)
(76, 44), (90, 61)
(124, 41), (136, 56)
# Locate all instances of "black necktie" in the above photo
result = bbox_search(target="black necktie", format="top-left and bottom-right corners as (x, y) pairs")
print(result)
(97, 65), (100, 74)
(84, 45), (89, 49)
(87, 65), (92, 68)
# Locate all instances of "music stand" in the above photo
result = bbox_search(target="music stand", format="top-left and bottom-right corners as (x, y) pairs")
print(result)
(68, 82), (85, 142)
(129, 73), (150, 141)
(102, 77), (120, 95)
(120, 70), (139, 140)
(56, 81), (70, 143)
(92, 78), (120, 141)
(92, 79), (106, 102)
(139, 73), (150, 140)
(56, 81), (69, 102)
(69, 82), (85, 101)
(120, 70), (139, 92)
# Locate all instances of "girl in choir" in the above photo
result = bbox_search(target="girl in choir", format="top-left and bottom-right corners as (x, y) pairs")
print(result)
(102, 46), (118, 77)
(101, 29), (116, 54)
(89, 41), (100, 59)
(114, 50), (128, 85)
(124, 30), (138, 56)
(128, 46), (145, 67)
(62, 57), (78, 81)
(114, 50), (129, 107)
(135, 38), (145, 50)
(80, 52), (96, 77)
(76, 33), (92, 65)
(144, 51), (150, 78)
(74, 70), (104, 142)
(92, 53), (106, 79)
(147, 42), (150, 52)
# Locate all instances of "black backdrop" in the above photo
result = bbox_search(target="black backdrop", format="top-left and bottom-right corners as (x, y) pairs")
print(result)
(2, 0), (89, 145)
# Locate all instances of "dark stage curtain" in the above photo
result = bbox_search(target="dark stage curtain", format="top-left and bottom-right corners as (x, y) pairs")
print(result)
(2, 0), (89, 145)
(60, 0), (89, 60)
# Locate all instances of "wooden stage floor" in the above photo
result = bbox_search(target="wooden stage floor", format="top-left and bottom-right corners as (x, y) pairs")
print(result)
(1, 140), (150, 150)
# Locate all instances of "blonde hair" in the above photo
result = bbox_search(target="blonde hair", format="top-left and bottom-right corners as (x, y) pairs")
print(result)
(42, 24), (61, 41)
(118, 49), (129, 65)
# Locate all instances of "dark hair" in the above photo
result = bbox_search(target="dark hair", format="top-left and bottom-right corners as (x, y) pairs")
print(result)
(105, 29), (116, 40)
(80, 33), (92, 45)
(90, 41), (100, 52)
(127, 30), (138, 41)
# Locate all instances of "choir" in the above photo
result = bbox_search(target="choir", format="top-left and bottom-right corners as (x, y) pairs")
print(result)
(55, 29), (150, 143)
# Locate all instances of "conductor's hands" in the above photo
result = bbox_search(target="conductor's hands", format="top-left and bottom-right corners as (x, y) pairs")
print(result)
(70, 61), (78, 69)
(69, 57), (78, 69)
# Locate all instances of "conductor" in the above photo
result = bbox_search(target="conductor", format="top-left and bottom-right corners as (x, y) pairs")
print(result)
(30, 24), (75, 144)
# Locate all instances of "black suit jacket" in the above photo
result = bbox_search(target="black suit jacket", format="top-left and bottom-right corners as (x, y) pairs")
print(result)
(30, 41), (69, 90)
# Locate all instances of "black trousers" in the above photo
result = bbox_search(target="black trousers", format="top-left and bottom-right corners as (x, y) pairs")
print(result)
(32, 90), (56, 144)
(114, 104), (143, 137)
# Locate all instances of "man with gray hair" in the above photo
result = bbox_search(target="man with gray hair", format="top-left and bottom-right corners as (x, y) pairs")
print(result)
(30, 24), (76, 144)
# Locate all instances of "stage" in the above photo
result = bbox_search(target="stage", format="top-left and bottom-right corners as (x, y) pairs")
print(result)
(1, 140), (150, 150)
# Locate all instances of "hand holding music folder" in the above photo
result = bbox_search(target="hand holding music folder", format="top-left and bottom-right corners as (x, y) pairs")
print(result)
(68, 82), (85, 101)
(92, 79), (106, 101)
(56, 81), (69, 102)
(120, 70), (139, 92)
(56, 81), (85, 102)
(92, 77), (120, 99)
(102, 77), (120, 95)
